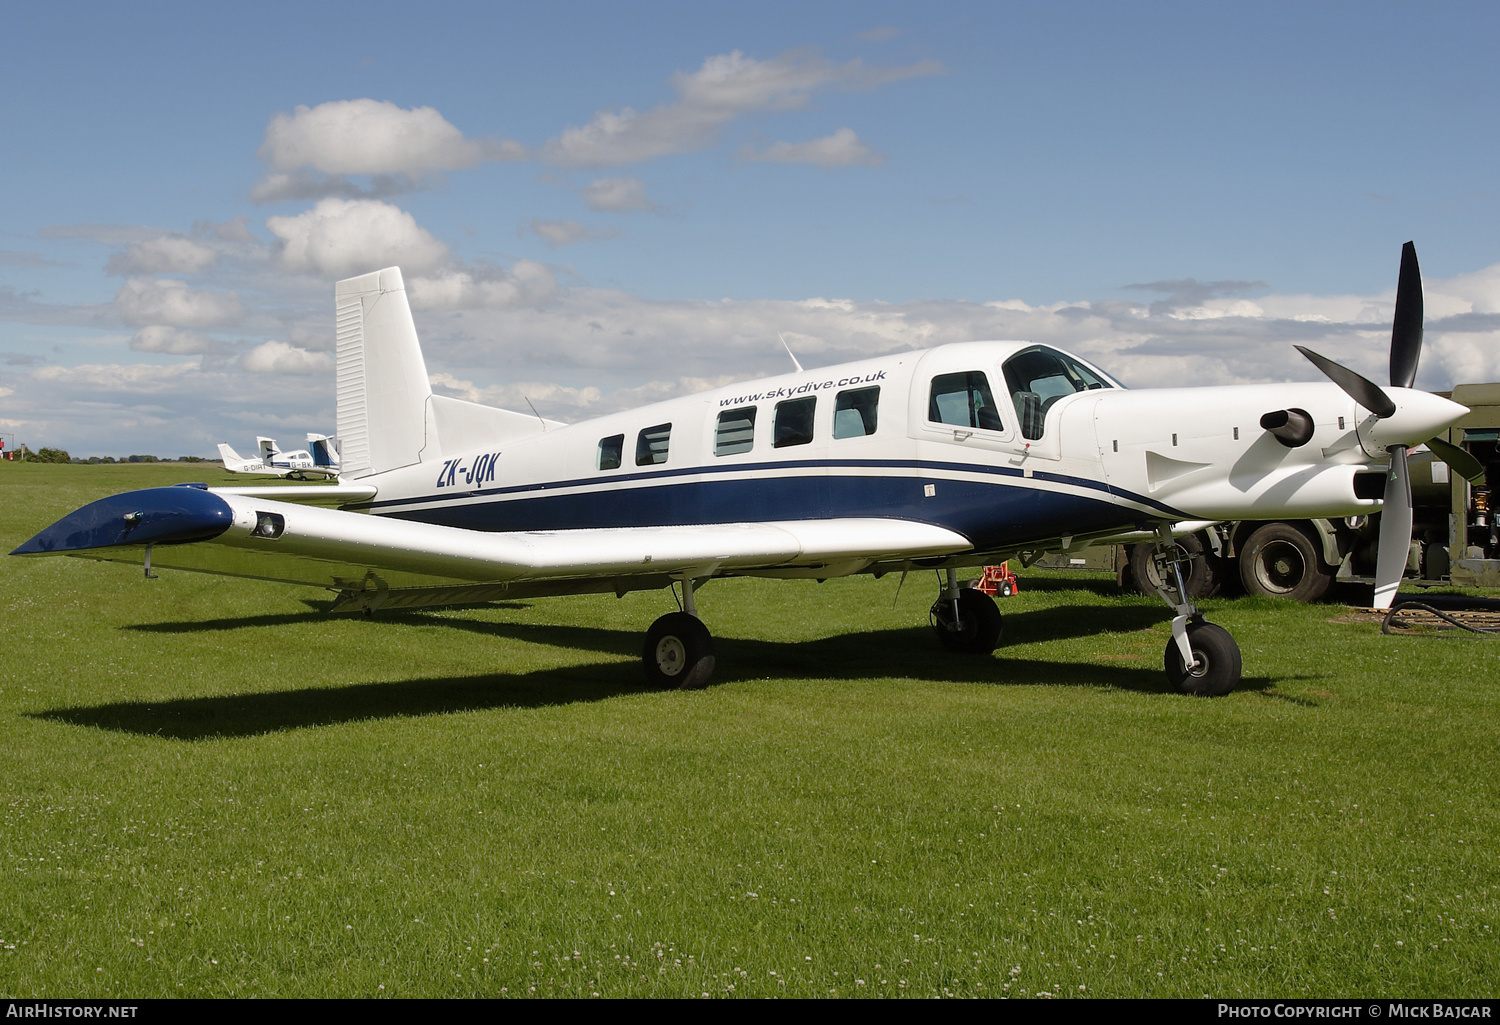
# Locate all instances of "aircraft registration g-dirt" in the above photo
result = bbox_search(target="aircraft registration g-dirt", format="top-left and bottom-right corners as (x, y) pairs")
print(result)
(14, 244), (1472, 695)
(217, 434), (341, 479)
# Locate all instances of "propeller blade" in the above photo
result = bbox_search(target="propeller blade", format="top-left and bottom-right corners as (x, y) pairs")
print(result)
(1390, 241), (1424, 389)
(1372, 445), (1414, 609)
(1296, 346), (1397, 418)
(1426, 435), (1486, 484)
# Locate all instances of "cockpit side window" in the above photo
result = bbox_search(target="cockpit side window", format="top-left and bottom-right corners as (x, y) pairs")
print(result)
(1003, 346), (1111, 440)
(928, 372), (1003, 431)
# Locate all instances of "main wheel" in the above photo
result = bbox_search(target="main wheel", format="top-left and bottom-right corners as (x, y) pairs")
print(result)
(1128, 533), (1219, 599)
(1238, 522), (1333, 602)
(643, 612), (716, 690)
(1164, 620), (1241, 696)
(930, 588), (1003, 654)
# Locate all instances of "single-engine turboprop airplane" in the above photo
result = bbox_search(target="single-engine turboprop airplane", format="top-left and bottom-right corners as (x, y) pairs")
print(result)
(217, 434), (341, 479)
(14, 244), (1471, 695)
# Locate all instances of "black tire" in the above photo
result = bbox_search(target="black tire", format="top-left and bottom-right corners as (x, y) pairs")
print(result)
(999, 580), (1014, 597)
(1128, 533), (1219, 599)
(1238, 522), (1333, 602)
(930, 588), (1003, 654)
(1164, 620), (1241, 697)
(643, 612), (716, 690)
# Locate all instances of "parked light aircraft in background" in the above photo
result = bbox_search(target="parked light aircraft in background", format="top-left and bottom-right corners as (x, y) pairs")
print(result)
(217, 434), (340, 479)
(15, 245), (1471, 695)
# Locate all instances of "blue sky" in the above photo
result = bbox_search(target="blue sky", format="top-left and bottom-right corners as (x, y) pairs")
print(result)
(4, 1), (1500, 456)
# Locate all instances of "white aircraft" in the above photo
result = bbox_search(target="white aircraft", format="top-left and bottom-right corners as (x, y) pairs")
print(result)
(217, 434), (341, 479)
(13, 245), (1472, 696)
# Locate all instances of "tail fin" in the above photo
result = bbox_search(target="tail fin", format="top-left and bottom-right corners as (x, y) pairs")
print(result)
(257, 437), (278, 463)
(217, 443), (248, 469)
(307, 434), (340, 469)
(334, 268), (431, 479)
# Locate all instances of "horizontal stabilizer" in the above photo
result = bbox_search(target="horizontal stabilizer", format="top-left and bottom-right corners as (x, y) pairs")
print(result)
(210, 483), (377, 508)
(425, 393), (564, 455)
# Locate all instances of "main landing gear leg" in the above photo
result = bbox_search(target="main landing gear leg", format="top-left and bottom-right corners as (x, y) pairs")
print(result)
(930, 567), (1003, 654)
(642, 575), (716, 690)
(1149, 526), (1241, 696)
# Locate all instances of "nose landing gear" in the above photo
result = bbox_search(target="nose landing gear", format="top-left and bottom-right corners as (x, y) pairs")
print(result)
(1149, 527), (1242, 696)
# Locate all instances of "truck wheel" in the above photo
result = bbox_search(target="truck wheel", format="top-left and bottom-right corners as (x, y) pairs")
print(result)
(1238, 522), (1334, 602)
(1128, 533), (1220, 600)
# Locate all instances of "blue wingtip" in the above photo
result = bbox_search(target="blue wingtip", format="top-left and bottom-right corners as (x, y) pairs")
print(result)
(11, 487), (234, 556)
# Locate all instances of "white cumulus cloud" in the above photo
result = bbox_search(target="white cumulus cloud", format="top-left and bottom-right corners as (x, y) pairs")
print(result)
(409, 260), (557, 311)
(130, 326), (212, 354)
(258, 99), (524, 176)
(738, 127), (885, 167)
(541, 49), (940, 167)
(239, 340), (335, 375)
(529, 219), (619, 247)
(266, 198), (450, 278)
(114, 278), (244, 328)
(580, 177), (656, 212)
(105, 236), (220, 276)
(252, 99), (526, 201)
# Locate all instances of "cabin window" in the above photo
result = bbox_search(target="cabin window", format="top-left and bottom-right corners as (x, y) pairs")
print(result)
(714, 406), (757, 455)
(928, 372), (1003, 431)
(774, 397), (816, 448)
(597, 434), (624, 470)
(1003, 345), (1112, 440)
(833, 386), (880, 438)
(635, 423), (672, 466)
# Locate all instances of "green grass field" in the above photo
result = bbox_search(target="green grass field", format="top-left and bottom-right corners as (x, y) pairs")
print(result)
(1, 463), (1496, 998)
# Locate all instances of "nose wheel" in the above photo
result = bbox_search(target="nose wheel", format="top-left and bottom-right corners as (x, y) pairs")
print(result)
(1164, 619), (1241, 696)
(1148, 527), (1242, 696)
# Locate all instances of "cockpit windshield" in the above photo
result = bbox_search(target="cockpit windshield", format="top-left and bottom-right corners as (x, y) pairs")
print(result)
(1003, 346), (1114, 440)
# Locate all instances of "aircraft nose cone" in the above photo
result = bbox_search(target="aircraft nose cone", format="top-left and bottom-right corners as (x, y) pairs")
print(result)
(1360, 389), (1469, 455)
(10, 485), (233, 555)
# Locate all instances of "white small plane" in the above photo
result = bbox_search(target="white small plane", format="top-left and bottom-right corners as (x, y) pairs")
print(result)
(217, 434), (341, 479)
(14, 245), (1472, 695)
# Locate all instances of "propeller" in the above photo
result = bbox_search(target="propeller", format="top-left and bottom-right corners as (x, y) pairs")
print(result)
(1425, 436), (1485, 484)
(1372, 243), (1425, 609)
(1293, 242), (1457, 609)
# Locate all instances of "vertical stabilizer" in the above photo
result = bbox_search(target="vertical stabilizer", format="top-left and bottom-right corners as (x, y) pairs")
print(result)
(335, 268), (432, 478)
(306, 434), (340, 469)
(257, 437), (277, 462)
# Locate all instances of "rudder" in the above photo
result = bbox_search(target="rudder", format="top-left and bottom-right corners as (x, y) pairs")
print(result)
(335, 268), (432, 479)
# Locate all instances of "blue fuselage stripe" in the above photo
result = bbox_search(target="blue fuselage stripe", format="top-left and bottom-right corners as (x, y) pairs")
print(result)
(366, 459), (1185, 550)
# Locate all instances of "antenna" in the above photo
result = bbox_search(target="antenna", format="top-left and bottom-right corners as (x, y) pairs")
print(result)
(524, 397), (548, 431)
(778, 332), (804, 373)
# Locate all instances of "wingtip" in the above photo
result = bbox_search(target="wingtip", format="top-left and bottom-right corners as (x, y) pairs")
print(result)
(12, 487), (234, 556)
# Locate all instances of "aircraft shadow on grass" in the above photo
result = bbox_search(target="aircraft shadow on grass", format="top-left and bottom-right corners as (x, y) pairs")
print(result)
(38, 605), (1272, 740)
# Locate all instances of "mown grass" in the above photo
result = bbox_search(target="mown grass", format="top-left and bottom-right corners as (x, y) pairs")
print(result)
(0, 462), (1496, 998)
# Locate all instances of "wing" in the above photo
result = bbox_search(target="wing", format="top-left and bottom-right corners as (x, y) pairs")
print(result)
(13, 484), (973, 613)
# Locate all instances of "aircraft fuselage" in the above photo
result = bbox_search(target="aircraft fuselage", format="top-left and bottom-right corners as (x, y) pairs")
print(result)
(350, 340), (1457, 561)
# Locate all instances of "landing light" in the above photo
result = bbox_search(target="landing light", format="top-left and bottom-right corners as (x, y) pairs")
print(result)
(254, 512), (285, 539)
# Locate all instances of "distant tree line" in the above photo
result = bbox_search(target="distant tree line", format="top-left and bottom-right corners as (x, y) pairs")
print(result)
(71, 455), (214, 464)
(6, 448), (214, 464)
